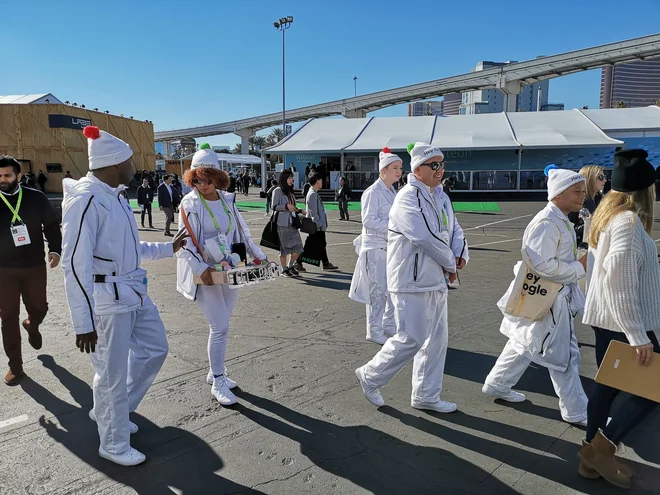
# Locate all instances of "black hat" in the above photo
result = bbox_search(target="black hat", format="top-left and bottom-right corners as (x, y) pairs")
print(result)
(611, 149), (656, 193)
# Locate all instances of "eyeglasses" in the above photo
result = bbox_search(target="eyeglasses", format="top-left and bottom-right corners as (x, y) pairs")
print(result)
(192, 179), (213, 186)
(597, 174), (606, 181)
(424, 161), (446, 171)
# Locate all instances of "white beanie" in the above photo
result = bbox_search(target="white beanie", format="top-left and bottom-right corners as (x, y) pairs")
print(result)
(191, 144), (219, 170)
(409, 142), (444, 171)
(545, 164), (585, 200)
(83, 126), (133, 170)
(378, 147), (402, 171)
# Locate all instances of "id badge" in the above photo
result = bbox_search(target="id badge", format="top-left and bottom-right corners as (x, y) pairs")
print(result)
(11, 224), (31, 247)
(440, 230), (450, 245)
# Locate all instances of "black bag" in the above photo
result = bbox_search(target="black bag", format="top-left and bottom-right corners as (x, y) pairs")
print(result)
(259, 191), (267, 199)
(291, 214), (302, 230)
(231, 242), (247, 262)
(260, 213), (281, 251)
(300, 217), (317, 235)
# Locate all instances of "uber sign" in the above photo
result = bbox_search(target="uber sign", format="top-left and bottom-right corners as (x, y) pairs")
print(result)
(48, 114), (92, 130)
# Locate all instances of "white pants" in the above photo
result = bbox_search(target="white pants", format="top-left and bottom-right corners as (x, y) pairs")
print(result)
(362, 290), (449, 403)
(365, 249), (395, 339)
(484, 331), (588, 423)
(90, 296), (168, 455)
(196, 284), (239, 376)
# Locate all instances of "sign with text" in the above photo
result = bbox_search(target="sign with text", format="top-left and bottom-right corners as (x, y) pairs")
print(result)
(48, 114), (92, 130)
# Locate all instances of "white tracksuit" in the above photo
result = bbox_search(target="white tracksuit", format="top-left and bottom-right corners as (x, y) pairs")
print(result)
(176, 189), (265, 376)
(361, 175), (469, 402)
(61, 174), (173, 455)
(484, 203), (588, 422)
(349, 179), (397, 340)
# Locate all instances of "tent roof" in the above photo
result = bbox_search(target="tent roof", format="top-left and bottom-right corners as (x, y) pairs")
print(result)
(0, 93), (61, 104)
(264, 108), (630, 154)
(581, 106), (660, 132)
(181, 152), (262, 165)
(506, 109), (623, 148)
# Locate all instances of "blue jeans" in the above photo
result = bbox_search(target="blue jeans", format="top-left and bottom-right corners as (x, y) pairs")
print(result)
(586, 327), (660, 444)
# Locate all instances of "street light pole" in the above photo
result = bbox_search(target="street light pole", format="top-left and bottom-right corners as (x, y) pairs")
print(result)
(274, 16), (294, 138)
(353, 76), (357, 97)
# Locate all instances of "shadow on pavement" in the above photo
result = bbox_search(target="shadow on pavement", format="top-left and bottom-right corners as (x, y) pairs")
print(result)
(20, 355), (259, 495)
(380, 407), (660, 494)
(295, 277), (351, 291)
(235, 390), (519, 494)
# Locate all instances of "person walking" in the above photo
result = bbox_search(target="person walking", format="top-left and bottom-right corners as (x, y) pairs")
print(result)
(0, 156), (61, 385)
(61, 126), (187, 466)
(158, 175), (175, 236)
(349, 147), (402, 344)
(137, 178), (154, 228)
(336, 176), (352, 221)
(483, 165), (589, 426)
(37, 170), (47, 193)
(271, 170), (304, 277)
(568, 165), (607, 244)
(265, 179), (277, 216)
(176, 148), (266, 406)
(297, 173), (339, 272)
(578, 149), (659, 489)
(355, 143), (465, 414)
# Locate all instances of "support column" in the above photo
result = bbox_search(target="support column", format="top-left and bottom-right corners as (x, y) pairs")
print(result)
(235, 128), (254, 155)
(342, 108), (367, 118)
(498, 79), (522, 112)
(163, 140), (171, 158)
(261, 154), (267, 192)
(340, 153), (345, 175)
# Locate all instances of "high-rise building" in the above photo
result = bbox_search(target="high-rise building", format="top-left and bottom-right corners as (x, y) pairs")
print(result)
(442, 93), (462, 116)
(600, 57), (660, 108)
(459, 60), (551, 114)
(408, 100), (443, 116)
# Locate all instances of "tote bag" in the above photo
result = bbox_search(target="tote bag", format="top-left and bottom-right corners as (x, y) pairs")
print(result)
(260, 213), (281, 251)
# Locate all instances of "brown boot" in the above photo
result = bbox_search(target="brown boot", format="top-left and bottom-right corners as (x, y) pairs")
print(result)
(4, 369), (26, 386)
(578, 432), (631, 489)
(22, 319), (43, 350)
(578, 440), (634, 479)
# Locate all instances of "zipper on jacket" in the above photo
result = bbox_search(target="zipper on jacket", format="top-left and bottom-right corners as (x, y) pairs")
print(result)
(118, 197), (140, 270)
(549, 307), (556, 326)
(540, 332), (551, 355)
(93, 255), (113, 262)
(112, 271), (119, 301)
(413, 253), (419, 281)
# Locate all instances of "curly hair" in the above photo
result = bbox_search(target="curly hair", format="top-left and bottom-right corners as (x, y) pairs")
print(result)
(183, 167), (230, 190)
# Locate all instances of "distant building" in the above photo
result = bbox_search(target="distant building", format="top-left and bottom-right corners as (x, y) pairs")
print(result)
(408, 100), (443, 116)
(0, 93), (62, 105)
(541, 103), (565, 111)
(459, 60), (550, 114)
(600, 57), (660, 108)
(442, 93), (462, 116)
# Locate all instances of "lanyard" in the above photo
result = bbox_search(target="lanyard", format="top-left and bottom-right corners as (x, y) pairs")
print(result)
(441, 209), (448, 228)
(562, 219), (578, 259)
(0, 187), (23, 224)
(200, 194), (233, 234)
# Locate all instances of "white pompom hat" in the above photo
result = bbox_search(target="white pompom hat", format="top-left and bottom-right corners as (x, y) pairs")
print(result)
(83, 126), (133, 170)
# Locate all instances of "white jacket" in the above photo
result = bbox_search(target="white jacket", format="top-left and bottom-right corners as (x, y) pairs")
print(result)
(176, 189), (265, 301)
(349, 179), (397, 303)
(498, 203), (585, 371)
(386, 174), (461, 293)
(61, 174), (174, 335)
(432, 185), (470, 265)
(583, 211), (660, 346)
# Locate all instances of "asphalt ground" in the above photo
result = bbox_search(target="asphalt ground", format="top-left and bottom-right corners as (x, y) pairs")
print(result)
(1, 193), (660, 494)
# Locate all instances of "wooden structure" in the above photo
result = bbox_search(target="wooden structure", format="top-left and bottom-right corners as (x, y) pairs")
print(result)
(0, 104), (155, 192)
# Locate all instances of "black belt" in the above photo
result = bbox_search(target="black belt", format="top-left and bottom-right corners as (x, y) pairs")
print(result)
(93, 275), (108, 283)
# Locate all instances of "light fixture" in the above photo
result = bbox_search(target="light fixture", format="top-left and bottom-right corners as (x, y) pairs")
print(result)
(273, 21), (280, 27)
(286, 16), (293, 22)
(105, 110), (109, 114)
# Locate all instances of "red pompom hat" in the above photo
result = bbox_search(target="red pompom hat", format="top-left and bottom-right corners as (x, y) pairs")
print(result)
(82, 126), (133, 170)
(378, 146), (401, 171)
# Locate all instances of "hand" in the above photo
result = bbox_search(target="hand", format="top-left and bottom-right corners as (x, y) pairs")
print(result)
(159, 207), (163, 211)
(635, 342), (654, 366)
(455, 257), (466, 270)
(301, 210), (307, 216)
(578, 254), (587, 270)
(172, 229), (189, 253)
(200, 266), (217, 286)
(48, 253), (60, 269)
(286, 204), (296, 212)
(76, 331), (98, 353)
(253, 258), (264, 265)
(448, 272), (458, 284)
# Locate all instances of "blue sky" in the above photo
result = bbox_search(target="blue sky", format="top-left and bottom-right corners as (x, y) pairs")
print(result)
(4, 0), (660, 148)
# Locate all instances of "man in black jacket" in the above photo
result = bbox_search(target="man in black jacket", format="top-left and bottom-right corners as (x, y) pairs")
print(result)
(157, 175), (175, 236)
(0, 156), (62, 385)
(137, 178), (154, 228)
(335, 176), (352, 221)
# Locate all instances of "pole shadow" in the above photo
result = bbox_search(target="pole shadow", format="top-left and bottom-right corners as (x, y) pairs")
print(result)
(234, 389), (519, 494)
(19, 355), (259, 494)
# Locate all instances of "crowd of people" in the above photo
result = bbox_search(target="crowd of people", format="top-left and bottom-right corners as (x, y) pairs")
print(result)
(1, 124), (659, 490)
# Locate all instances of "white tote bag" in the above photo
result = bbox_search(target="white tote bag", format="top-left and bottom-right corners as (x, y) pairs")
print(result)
(502, 249), (563, 321)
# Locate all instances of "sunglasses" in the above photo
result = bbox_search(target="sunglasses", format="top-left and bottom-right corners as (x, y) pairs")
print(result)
(597, 174), (606, 181)
(424, 161), (446, 171)
(192, 179), (214, 186)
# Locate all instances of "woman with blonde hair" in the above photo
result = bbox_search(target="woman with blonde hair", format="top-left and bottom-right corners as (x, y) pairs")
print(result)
(569, 165), (607, 244)
(579, 149), (660, 489)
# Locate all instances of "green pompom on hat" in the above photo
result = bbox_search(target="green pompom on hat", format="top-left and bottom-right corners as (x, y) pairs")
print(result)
(407, 142), (416, 155)
(199, 143), (211, 150)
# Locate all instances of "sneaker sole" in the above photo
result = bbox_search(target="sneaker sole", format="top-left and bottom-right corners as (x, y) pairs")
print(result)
(411, 403), (457, 414)
(354, 368), (384, 407)
(98, 448), (146, 466)
(482, 386), (526, 403)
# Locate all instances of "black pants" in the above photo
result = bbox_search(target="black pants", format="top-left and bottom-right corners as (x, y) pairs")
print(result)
(586, 327), (660, 444)
(141, 203), (153, 226)
(300, 230), (329, 266)
(338, 198), (349, 220)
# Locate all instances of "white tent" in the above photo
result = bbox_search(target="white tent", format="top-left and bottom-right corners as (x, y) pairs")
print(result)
(581, 106), (660, 134)
(431, 113), (520, 150)
(343, 116), (436, 151)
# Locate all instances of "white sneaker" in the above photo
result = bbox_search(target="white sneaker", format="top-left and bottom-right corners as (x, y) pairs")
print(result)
(481, 383), (526, 403)
(411, 399), (457, 414)
(89, 409), (138, 435)
(355, 367), (384, 407)
(206, 370), (237, 389)
(212, 376), (237, 406)
(383, 329), (396, 338)
(566, 417), (588, 427)
(366, 335), (388, 345)
(98, 446), (146, 466)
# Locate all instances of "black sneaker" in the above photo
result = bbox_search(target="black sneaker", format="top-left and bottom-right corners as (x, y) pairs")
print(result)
(289, 266), (301, 277)
(281, 268), (293, 278)
(323, 263), (339, 271)
(294, 263), (307, 273)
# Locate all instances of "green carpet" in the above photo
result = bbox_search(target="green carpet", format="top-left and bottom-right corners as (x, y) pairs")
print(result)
(130, 200), (501, 213)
